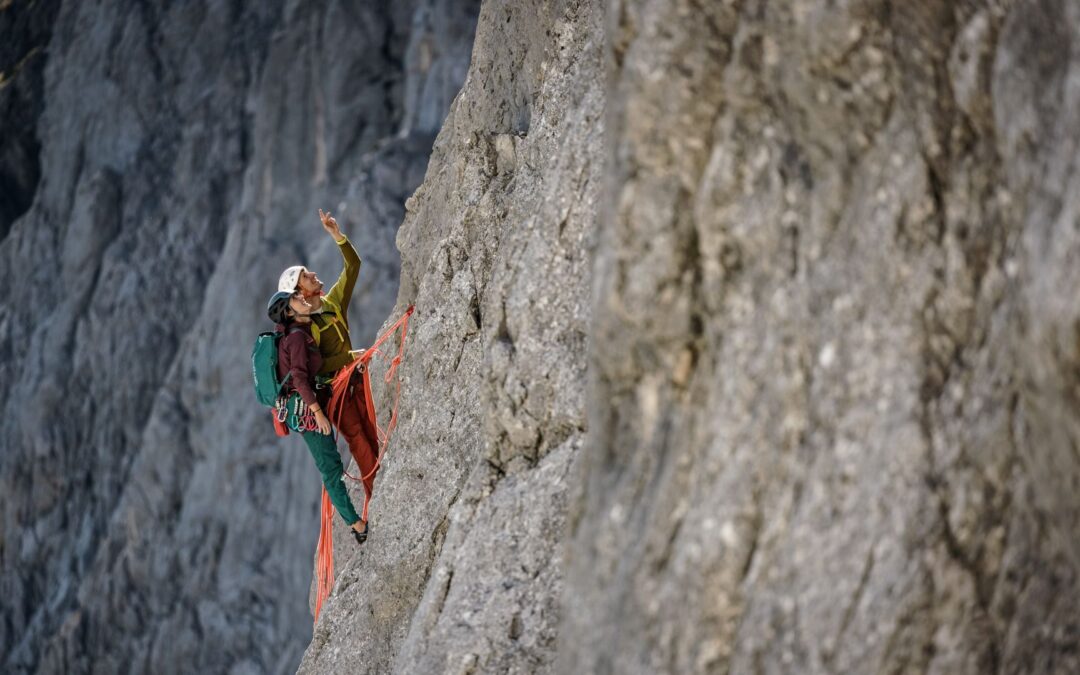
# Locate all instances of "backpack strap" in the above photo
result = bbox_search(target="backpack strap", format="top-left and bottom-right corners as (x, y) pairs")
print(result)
(311, 297), (347, 346)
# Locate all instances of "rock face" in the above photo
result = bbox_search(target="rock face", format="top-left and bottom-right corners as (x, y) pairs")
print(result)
(0, 0), (61, 242)
(297, 0), (601, 672)
(304, 0), (1078, 674)
(6, 0), (1080, 673)
(0, 1), (477, 673)
(567, 0), (1080, 673)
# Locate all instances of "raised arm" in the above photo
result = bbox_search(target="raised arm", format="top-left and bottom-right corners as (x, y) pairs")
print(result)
(319, 209), (361, 314)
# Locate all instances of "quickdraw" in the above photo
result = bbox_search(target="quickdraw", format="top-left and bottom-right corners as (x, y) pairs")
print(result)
(275, 392), (322, 433)
(297, 410), (318, 432)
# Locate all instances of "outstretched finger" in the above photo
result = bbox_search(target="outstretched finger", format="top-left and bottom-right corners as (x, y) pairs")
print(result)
(318, 208), (326, 223)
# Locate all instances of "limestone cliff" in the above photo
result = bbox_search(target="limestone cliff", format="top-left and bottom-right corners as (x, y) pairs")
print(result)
(4, 0), (1080, 674)
(303, 1), (1079, 674)
(0, 1), (477, 673)
(570, 1), (1080, 673)
(297, 0), (600, 671)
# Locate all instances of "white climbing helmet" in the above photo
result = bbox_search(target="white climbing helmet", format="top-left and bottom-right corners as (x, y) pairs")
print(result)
(278, 265), (305, 292)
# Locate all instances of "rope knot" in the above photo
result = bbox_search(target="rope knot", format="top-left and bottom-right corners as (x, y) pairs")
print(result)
(385, 355), (402, 383)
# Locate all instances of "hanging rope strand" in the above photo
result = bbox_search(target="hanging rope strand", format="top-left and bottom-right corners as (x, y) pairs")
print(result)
(329, 306), (414, 482)
(311, 305), (415, 624)
(313, 487), (335, 622)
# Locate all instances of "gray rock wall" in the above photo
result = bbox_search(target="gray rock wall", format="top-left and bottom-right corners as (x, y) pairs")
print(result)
(297, 0), (600, 672)
(6, 0), (1080, 673)
(568, 0), (1080, 673)
(0, 0), (60, 241)
(302, 0), (1078, 674)
(0, 1), (477, 673)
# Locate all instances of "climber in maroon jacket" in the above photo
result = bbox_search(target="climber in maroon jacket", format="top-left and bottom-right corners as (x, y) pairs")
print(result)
(277, 210), (382, 527)
(268, 290), (368, 543)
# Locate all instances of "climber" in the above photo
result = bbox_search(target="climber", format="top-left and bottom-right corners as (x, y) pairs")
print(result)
(277, 209), (382, 523)
(267, 290), (368, 543)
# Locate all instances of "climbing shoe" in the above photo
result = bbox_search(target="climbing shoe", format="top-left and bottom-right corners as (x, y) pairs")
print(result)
(352, 521), (369, 544)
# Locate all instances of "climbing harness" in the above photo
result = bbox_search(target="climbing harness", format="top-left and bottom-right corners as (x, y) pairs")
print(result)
(313, 305), (415, 623)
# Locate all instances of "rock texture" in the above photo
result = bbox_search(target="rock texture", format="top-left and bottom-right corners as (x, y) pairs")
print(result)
(567, 0), (1080, 673)
(6, 0), (1080, 673)
(0, 0), (60, 242)
(304, 0), (1079, 673)
(296, 0), (601, 673)
(0, 1), (477, 673)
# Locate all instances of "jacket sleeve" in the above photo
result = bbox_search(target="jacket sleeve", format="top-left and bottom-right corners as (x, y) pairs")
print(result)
(323, 236), (361, 317)
(284, 332), (319, 406)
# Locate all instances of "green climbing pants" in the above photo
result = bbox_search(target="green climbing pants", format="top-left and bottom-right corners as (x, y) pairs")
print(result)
(301, 429), (361, 525)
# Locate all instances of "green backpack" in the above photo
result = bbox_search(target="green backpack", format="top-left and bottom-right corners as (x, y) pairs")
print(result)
(252, 329), (299, 406)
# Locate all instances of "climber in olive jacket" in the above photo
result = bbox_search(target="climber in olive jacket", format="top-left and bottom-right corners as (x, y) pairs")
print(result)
(278, 209), (382, 523)
(278, 210), (360, 374)
(269, 290), (367, 543)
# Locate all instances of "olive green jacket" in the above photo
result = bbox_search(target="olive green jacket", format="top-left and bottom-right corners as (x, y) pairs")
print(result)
(312, 236), (360, 376)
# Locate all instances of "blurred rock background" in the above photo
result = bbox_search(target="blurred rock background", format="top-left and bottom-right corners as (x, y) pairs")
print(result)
(569, 1), (1080, 673)
(0, 1), (478, 672)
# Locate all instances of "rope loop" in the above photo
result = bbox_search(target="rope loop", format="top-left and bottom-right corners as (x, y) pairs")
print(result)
(312, 305), (415, 624)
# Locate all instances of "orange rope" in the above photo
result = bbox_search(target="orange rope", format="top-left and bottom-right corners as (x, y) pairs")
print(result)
(330, 305), (414, 482)
(313, 487), (335, 623)
(311, 305), (414, 624)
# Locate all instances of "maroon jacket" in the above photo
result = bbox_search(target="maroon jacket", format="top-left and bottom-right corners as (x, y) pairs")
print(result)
(276, 322), (329, 408)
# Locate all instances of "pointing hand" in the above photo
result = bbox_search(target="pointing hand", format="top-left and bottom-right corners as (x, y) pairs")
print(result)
(319, 208), (342, 240)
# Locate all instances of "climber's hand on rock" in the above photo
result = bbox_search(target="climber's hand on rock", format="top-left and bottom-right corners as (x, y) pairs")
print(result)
(319, 208), (342, 240)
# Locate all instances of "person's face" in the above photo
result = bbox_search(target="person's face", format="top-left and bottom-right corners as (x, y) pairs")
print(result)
(297, 269), (323, 295)
(288, 292), (312, 316)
